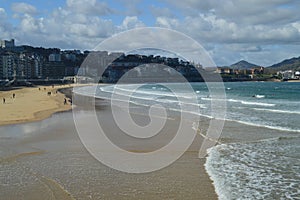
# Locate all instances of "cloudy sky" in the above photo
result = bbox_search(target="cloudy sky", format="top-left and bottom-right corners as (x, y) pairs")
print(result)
(0, 0), (300, 66)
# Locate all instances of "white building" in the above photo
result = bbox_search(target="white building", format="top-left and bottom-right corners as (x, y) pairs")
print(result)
(294, 71), (300, 79)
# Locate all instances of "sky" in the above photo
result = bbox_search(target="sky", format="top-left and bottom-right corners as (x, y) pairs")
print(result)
(0, 0), (300, 66)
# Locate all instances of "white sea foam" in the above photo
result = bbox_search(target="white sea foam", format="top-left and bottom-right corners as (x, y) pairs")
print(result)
(227, 119), (300, 133)
(227, 99), (239, 103)
(75, 85), (299, 133)
(205, 138), (300, 200)
(241, 101), (275, 106)
(201, 97), (226, 102)
(106, 84), (195, 100)
(254, 94), (265, 98)
(77, 83), (300, 200)
(253, 108), (300, 115)
(228, 99), (275, 107)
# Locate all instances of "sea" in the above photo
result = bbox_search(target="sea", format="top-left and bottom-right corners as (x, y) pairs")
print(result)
(75, 81), (300, 199)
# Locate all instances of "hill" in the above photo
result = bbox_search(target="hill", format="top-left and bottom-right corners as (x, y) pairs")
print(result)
(266, 56), (300, 72)
(229, 60), (260, 70)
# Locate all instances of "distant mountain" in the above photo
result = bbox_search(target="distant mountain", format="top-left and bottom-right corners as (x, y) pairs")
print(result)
(229, 60), (260, 70)
(266, 56), (300, 72)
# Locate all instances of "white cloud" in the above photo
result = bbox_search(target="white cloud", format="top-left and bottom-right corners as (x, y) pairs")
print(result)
(2, 0), (300, 66)
(156, 17), (179, 29)
(19, 14), (43, 33)
(11, 2), (37, 15)
(13, 6), (115, 50)
(151, 0), (300, 66)
(66, 0), (113, 15)
(0, 7), (6, 18)
(154, 12), (300, 46)
(163, 0), (300, 24)
(119, 16), (144, 30)
(228, 44), (262, 52)
(0, 7), (14, 39)
(6, 1), (146, 50)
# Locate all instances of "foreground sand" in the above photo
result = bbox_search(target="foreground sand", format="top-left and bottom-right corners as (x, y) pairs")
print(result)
(287, 79), (300, 82)
(0, 85), (72, 126)
(0, 92), (218, 199)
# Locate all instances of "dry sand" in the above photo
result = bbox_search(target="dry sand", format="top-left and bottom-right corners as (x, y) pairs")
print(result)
(287, 79), (300, 82)
(0, 85), (72, 126)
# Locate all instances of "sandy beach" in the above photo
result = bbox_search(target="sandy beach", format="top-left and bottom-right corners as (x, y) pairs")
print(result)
(287, 79), (300, 82)
(0, 87), (218, 199)
(2, 82), (298, 199)
(0, 85), (72, 126)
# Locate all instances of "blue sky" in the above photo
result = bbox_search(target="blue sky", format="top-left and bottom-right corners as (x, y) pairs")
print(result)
(1, 0), (300, 66)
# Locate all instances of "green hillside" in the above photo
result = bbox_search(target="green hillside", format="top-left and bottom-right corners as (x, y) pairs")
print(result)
(266, 56), (300, 73)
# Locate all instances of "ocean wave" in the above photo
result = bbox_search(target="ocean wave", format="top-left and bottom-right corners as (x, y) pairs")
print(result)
(235, 135), (300, 144)
(241, 101), (275, 106)
(227, 119), (300, 133)
(201, 97), (226, 102)
(74, 86), (298, 133)
(205, 138), (300, 200)
(104, 85), (196, 100)
(253, 108), (300, 115)
(74, 88), (208, 111)
(228, 99), (275, 107)
(253, 94), (265, 98)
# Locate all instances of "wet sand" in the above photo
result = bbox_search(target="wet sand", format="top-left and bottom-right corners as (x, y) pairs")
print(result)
(0, 94), (218, 199)
(2, 85), (294, 199)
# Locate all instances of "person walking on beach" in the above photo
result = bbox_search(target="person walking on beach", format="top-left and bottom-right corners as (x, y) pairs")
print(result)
(3, 98), (5, 104)
(12, 93), (15, 98)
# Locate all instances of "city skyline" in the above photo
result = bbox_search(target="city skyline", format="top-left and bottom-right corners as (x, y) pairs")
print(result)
(1, 0), (300, 66)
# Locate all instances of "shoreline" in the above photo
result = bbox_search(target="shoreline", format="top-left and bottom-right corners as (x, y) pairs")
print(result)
(1, 82), (298, 199)
(72, 91), (219, 199)
(0, 85), (73, 126)
(287, 79), (300, 82)
(0, 87), (219, 199)
(0, 83), (96, 126)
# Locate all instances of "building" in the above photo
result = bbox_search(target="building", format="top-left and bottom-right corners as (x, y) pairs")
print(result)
(278, 70), (295, 80)
(216, 67), (234, 74)
(32, 55), (43, 78)
(0, 53), (17, 80)
(49, 53), (61, 62)
(295, 71), (300, 79)
(251, 67), (264, 74)
(0, 39), (15, 49)
(42, 62), (65, 79)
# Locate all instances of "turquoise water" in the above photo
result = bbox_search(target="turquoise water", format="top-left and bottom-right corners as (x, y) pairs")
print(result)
(75, 81), (300, 199)
(76, 82), (300, 132)
(205, 82), (300, 200)
(206, 136), (300, 200)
